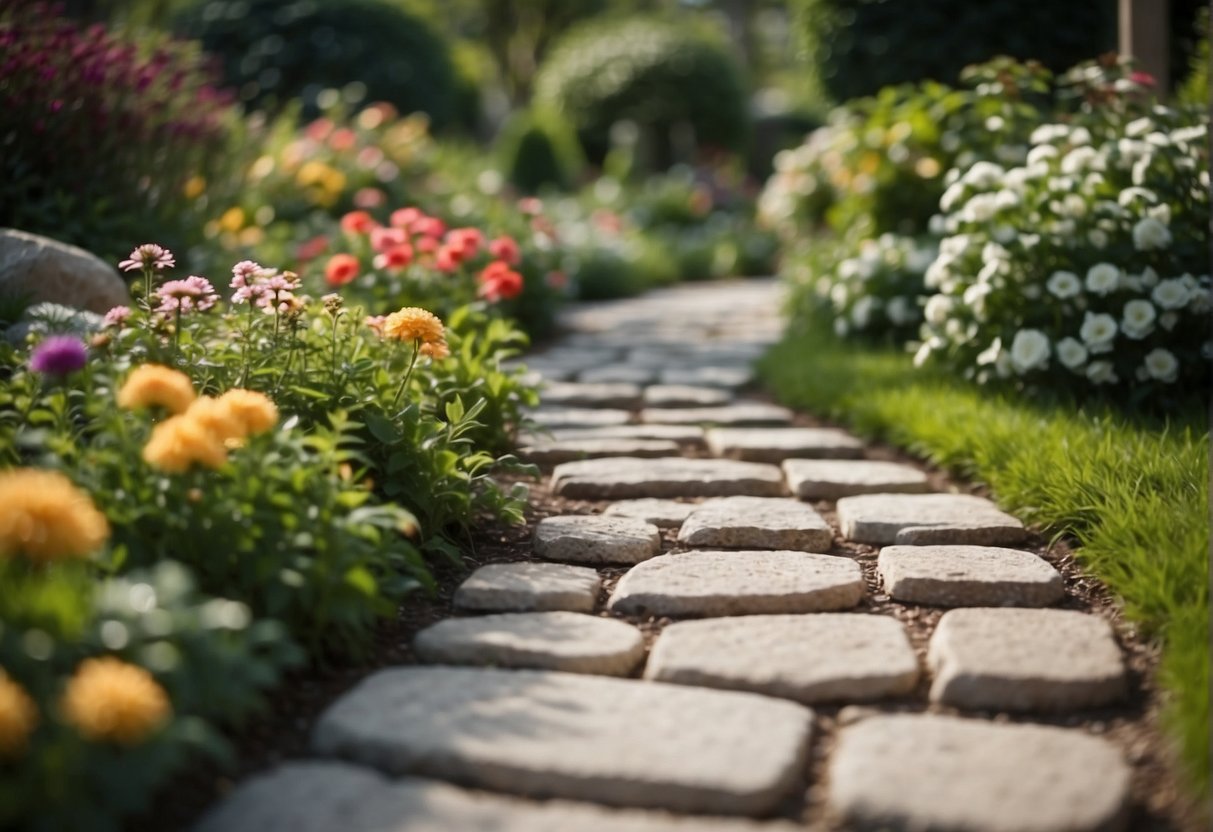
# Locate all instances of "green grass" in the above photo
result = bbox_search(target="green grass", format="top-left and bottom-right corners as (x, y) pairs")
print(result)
(761, 321), (1210, 794)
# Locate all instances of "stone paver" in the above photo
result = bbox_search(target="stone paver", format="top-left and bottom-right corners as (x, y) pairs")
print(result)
(312, 666), (813, 816)
(579, 365), (658, 385)
(647, 614), (918, 704)
(658, 366), (754, 389)
(534, 515), (661, 565)
(539, 382), (642, 409)
(928, 608), (1127, 711)
(641, 403), (793, 427)
(836, 493), (1027, 545)
(518, 438), (680, 465)
(705, 427), (865, 462)
(643, 385), (732, 408)
(604, 498), (701, 528)
(609, 550), (864, 617)
(829, 714), (1130, 832)
(528, 408), (632, 429)
(783, 459), (931, 500)
(878, 545), (1065, 607)
(413, 612), (645, 676)
(552, 457), (785, 499)
(527, 424), (705, 445)
(197, 763), (793, 832)
(676, 496), (833, 552)
(454, 563), (601, 614)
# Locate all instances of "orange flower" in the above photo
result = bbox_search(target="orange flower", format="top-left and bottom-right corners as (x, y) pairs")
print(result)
(0, 469), (109, 562)
(117, 365), (196, 414)
(216, 389), (278, 436)
(61, 658), (171, 746)
(142, 415), (228, 473)
(382, 307), (445, 347)
(325, 254), (360, 287)
(0, 671), (38, 758)
(339, 210), (376, 235)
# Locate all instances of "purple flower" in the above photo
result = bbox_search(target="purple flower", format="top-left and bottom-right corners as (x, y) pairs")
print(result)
(30, 336), (88, 376)
(118, 243), (175, 273)
(154, 276), (218, 316)
(103, 305), (132, 328)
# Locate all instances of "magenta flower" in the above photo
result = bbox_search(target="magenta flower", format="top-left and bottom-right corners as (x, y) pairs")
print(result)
(154, 275), (218, 315)
(29, 336), (88, 376)
(118, 243), (175, 273)
(103, 305), (132, 328)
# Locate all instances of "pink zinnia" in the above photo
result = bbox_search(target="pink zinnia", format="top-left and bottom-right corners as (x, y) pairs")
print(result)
(154, 276), (218, 315)
(118, 243), (175, 273)
(373, 244), (414, 272)
(103, 305), (132, 328)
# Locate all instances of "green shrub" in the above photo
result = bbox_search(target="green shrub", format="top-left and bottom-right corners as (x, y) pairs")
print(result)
(792, 0), (1115, 102)
(496, 108), (585, 193)
(533, 16), (749, 167)
(1177, 7), (1209, 110)
(173, 0), (457, 127)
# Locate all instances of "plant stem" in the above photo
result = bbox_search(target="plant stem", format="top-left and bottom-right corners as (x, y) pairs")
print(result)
(391, 341), (421, 411)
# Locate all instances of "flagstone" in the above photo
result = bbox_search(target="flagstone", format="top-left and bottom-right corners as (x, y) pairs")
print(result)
(643, 385), (733, 408)
(534, 515), (662, 565)
(454, 563), (601, 614)
(658, 366), (754, 389)
(782, 459), (931, 500)
(705, 427), (865, 463)
(836, 493), (1027, 545)
(539, 382), (643, 409)
(579, 365), (659, 385)
(641, 403), (792, 427)
(877, 545), (1065, 607)
(552, 457), (785, 499)
(528, 408), (633, 429)
(603, 498), (702, 528)
(526, 424), (705, 445)
(676, 496), (833, 552)
(518, 438), (681, 465)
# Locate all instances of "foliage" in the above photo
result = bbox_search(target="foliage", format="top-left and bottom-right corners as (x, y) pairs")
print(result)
(760, 324), (1209, 795)
(791, 0), (1114, 103)
(1177, 6), (1209, 110)
(496, 107), (586, 193)
(533, 15), (749, 166)
(0, 1), (237, 262)
(172, 0), (458, 127)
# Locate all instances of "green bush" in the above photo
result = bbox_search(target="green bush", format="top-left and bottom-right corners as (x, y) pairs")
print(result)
(533, 16), (749, 167)
(173, 0), (458, 127)
(792, 0), (1114, 102)
(496, 108), (585, 193)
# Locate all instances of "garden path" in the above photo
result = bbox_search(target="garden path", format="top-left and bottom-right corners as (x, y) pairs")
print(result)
(198, 279), (1171, 831)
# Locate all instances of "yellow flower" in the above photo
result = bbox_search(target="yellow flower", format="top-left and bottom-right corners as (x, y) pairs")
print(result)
(216, 389), (278, 437)
(183, 176), (206, 199)
(0, 671), (38, 758)
(218, 206), (246, 233)
(61, 657), (171, 746)
(383, 307), (445, 347)
(142, 414), (229, 473)
(184, 396), (246, 444)
(117, 365), (196, 415)
(0, 469), (109, 562)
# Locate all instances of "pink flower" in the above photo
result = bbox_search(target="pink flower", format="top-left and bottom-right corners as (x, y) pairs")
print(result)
(154, 275), (218, 315)
(118, 243), (175, 273)
(230, 260), (275, 305)
(488, 235), (521, 266)
(103, 305), (132, 328)
(372, 244), (414, 272)
(412, 216), (446, 239)
(370, 226), (408, 252)
(390, 207), (422, 228)
(364, 315), (387, 336)
(259, 272), (301, 312)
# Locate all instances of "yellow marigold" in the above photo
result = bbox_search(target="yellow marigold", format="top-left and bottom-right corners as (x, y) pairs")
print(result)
(142, 414), (228, 473)
(61, 657), (171, 746)
(216, 389), (278, 436)
(0, 671), (38, 758)
(184, 396), (246, 444)
(117, 365), (196, 415)
(0, 469), (109, 562)
(382, 307), (445, 347)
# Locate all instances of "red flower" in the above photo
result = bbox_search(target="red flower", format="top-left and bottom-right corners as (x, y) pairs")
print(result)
(373, 243), (414, 272)
(340, 211), (377, 235)
(390, 206), (422, 228)
(412, 216), (446, 239)
(415, 236), (439, 255)
(329, 127), (356, 151)
(296, 235), (329, 263)
(1129, 71), (1156, 88)
(488, 235), (521, 265)
(446, 227), (483, 259)
(478, 261), (524, 302)
(370, 226), (408, 252)
(434, 246), (459, 273)
(325, 253), (360, 287)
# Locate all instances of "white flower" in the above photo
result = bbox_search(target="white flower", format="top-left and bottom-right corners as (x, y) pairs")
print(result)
(1047, 270), (1082, 299)
(1125, 117), (1152, 137)
(1060, 193), (1088, 217)
(1061, 146), (1102, 175)
(940, 182), (967, 213)
(1087, 229), (1108, 249)
(833, 318), (850, 337)
(928, 214), (949, 235)
(1143, 348), (1179, 382)
(961, 161), (1006, 188)
(961, 193), (1001, 223)
(1055, 337), (1088, 370)
(924, 294), (953, 326)
(851, 296), (875, 328)
(1147, 202), (1171, 224)
(1085, 360), (1119, 385)
(830, 283), (849, 306)
(913, 342), (932, 367)
(1121, 299), (1157, 339)
(976, 337), (1002, 366)
(886, 296), (916, 326)
(1010, 329), (1050, 373)
(963, 283), (992, 318)
(1030, 124), (1067, 144)
(1131, 154), (1152, 185)
(1151, 278), (1191, 310)
(1085, 263), (1121, 296)
(1159, 311), (1179, 330)
(994, 189), (1021, 210)
(1026, 144), (1059, 165)
(1068, 126), (1092, 146)
(1132, 217), (1172, 251)
(1140, 266), (1160, 288)
(1080, 312), (1118, 353)
(1118, 186), (1157, 206)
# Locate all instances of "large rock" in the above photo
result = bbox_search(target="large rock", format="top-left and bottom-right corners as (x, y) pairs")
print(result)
(0, 229), (129, 314)
(311, 666), (814, 816)
(836, 493), (1027, 546)
(877, 545), (1064, 607)
(676, 496), (833, 552)
(454, 563), (601, 613)
(609, 550), (864, 617)
(195, 763), (794, 832)
(551, 457), (785, 500)
(705, 427), (865, 463)
(533, 515), (662, 565)
(646, 614), (918, 703)
(829, 715), (1131, 832)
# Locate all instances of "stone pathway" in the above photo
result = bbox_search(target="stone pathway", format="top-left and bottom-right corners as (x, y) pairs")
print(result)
(199, 280), (1177, 831)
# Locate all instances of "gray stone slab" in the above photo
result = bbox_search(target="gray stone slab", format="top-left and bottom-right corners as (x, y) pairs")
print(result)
(311, 666), (813, 816)
(195, 763), (793, 832)
(647, 614), (918, 704)
(641, 403), (793, 427)
(677, 497), (833, 552)
(518, 438), (681, 465)
(414, 612), (645, 676)
(454, 563), (601, 614)
(836, 493), (1027, 546)
(658, 367), (754, 389)
(539, 382), (642, 409)
(534, 515), (662, 565)
(783, 459), (931, 500)
(643, 385), (732, 408)
(829, 715), (1131, 832)
(878, 545), (1065, 607)
(604, 499), (702, 528)
(928, 608), (1127, 711)
(528, 408), (632, 429)
(579, 365), (658, 385)
(609, 550), (864, 617)
(705, 427), (865, 463)
(527, 425), (705, 445)
(552, 457), (786, 499)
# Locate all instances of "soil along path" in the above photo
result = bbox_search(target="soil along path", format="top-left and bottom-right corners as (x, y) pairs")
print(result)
(196, 279), (1197, 831)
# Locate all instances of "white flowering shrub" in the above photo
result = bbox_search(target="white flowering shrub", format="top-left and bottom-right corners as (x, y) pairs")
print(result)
(916, 103), (1210, 393)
